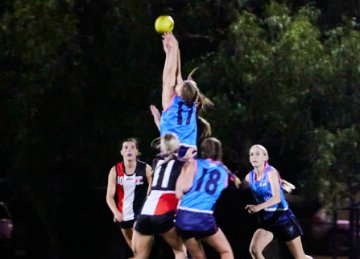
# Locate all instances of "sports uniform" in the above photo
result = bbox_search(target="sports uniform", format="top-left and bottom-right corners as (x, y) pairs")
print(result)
(175, 159), (229, 239)
(160, 95), (197, 156)
(135, 157), (184, 235)
(115, 160), (149, 228)
(248, 164), (303, 241)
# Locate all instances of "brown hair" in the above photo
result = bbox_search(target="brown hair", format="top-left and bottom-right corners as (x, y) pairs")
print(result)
(121, 137), (141, 156)
(200, 137), (223, 161)
(181, 80), (199, 106)
(197, 116), (212, 140)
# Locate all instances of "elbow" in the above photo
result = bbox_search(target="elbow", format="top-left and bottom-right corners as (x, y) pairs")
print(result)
(105, 195), (112, 205)
(175, 190), (183, 199)
(274, 196), (281, 204)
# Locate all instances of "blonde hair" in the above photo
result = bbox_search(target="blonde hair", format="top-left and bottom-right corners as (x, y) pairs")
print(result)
(160, 133), (180, 155)
(250, 144), (269, 161)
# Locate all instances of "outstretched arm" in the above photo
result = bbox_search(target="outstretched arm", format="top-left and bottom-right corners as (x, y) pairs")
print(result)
(150, 105), (161, 130)
(175, 48), (184, 91)
(162, 33), (179, 109)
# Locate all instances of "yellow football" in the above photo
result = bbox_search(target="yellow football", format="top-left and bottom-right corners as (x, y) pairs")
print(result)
(154, 15), (174, 33)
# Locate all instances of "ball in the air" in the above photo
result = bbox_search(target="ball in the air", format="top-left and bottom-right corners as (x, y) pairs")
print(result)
(155, 15), (174, 33)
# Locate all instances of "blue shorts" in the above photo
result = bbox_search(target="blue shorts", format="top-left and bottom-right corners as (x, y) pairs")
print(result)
(259, 209), (303, 242)
(175, 209), (218, 239)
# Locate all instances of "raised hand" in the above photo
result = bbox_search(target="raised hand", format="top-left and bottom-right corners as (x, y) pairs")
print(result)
(162, 32), (178, 54)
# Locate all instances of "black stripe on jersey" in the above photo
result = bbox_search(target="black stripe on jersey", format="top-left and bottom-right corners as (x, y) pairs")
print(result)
(133, 160), (149, 216)
(151, 159), (184, 191)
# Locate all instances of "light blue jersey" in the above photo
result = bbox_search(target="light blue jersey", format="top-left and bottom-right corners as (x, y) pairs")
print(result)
(178, 159), (228, 214)
(249, 164), (288, 212)
(160, 95), (197, 147)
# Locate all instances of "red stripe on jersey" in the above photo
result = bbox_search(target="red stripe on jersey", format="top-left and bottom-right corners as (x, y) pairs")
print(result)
(154, 193), (179, 215)
(116, 163), (125, 213)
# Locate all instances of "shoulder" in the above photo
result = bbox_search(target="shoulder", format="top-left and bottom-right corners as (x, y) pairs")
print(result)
(137, 160), (147, 167)
(163, 95), (177, 111)
(266, 164), (278, 175)
(268, 167), (277, 174)
(110, 163), (120, 174)
(114, 162), (122, 167)
(109, 165), (116, 174)
(145, 164), (152, 171)
(267, 168), (280, 181)
(107, 166), (117, 182)
(245, 171), (253, 182)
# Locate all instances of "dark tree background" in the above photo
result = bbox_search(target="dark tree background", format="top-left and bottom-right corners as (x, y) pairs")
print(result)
(1, 1), (360, 258)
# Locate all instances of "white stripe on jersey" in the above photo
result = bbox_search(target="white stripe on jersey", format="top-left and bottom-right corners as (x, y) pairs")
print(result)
(177, 206), (213, 214)
(122, 174), (136, 220)
(161, 160), (174, 188)
(264, 207), (288, 211)
(141, 190), (176, 215)
(152, 160), (165, 187)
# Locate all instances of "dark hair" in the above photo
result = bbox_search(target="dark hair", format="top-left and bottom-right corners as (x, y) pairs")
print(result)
(121, 137), (141, 155)
(200, 137), (223, 161)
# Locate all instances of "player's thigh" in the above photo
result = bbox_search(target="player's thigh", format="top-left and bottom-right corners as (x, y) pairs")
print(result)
(203, 228), (232, 254)
(160, 227), (183, 250)
(132, 230), (153, 258)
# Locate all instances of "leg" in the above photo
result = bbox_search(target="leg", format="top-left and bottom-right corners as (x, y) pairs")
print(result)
(249, 228), (274, 259)
(183, 238), (206, 259)
(203, 228), (234, 259)
(132, 229), (153, 259)
(285, 236), (313, 259)
(121, 227), (134, 251)
(160, 227), (186, 259)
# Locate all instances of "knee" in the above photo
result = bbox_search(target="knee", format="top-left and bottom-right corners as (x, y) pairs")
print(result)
(188, 250), (204, 259)
(249, 244), (262, 258)
(219, 247), (233, 256)
(172, 247), (186, 258)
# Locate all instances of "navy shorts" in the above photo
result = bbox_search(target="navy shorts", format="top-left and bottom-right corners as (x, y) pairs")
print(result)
(175, 209), (218, 239)
(119, 219), (135, 229)
(259, 209), (303, 242)
(134, 210), (176, 235)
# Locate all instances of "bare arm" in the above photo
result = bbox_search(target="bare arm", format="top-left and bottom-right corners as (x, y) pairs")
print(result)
(245, 169), (281, 214)
(176, 48), (184, 89)
(105, 167), (123, 222)
(162, 33), (179, 109)
(175, 148), (197, 199)
(150, 105), (161, 130)
(145, 164), (153, 195)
